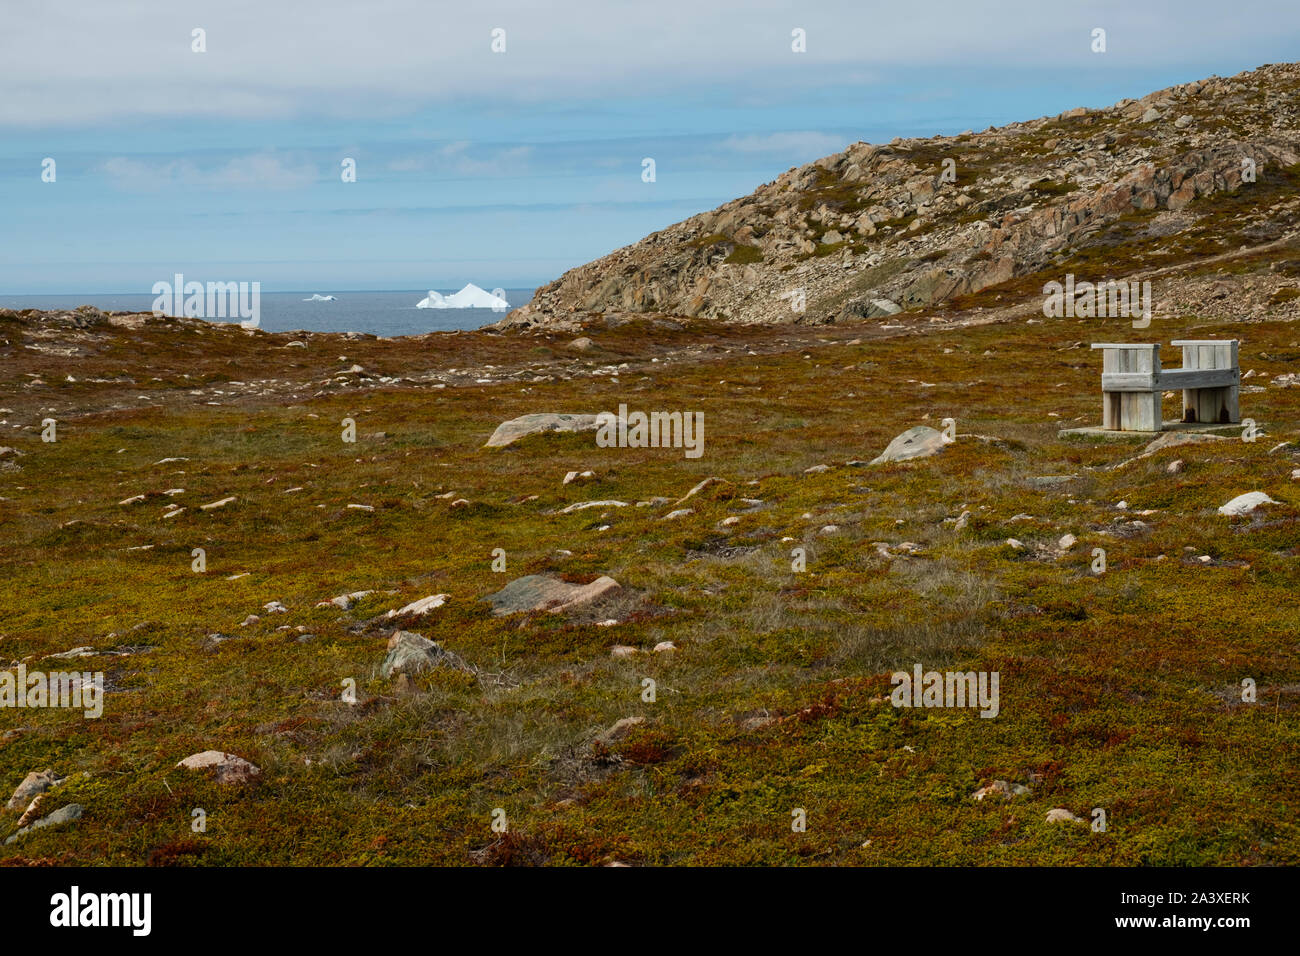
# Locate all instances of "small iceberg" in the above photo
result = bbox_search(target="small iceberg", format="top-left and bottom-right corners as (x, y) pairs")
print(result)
(303, 294), (337, 301)
(417, 283), (509, 310)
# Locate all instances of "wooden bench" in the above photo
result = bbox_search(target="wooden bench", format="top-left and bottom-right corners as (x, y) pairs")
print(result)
(1090, 340), (1239, 431)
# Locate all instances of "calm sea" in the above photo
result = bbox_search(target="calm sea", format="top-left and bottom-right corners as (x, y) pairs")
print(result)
(0, 289), (538, 338)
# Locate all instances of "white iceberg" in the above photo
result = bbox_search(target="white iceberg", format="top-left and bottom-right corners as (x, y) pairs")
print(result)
(303, 294), (337, 301)
(417, 283), (509, 310)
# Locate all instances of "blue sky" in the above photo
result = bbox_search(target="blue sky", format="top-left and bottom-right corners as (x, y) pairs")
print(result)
(1, 1), (1297, 293)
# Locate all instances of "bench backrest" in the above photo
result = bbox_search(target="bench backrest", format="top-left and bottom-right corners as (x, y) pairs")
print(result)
(1092, 343), (1160, 392)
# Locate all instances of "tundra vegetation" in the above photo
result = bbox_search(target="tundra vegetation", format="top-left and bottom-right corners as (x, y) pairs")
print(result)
(2, 62), (1299, 866)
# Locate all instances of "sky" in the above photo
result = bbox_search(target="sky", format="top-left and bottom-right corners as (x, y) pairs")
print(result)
(1, 1), (1297, 293)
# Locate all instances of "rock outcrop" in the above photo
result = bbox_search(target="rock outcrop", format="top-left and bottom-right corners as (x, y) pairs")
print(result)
(497, 63), (1300, 329)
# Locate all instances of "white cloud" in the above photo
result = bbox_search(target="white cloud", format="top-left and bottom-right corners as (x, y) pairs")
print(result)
(1, 0), (1288, 126)
(384, 143), (535, 177)
(99, 153), (318, 189)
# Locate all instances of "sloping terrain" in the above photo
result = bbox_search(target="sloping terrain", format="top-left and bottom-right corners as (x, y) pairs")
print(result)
(507, 62), (1300, 329)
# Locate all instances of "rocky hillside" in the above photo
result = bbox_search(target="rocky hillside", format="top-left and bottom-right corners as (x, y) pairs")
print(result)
(503, 62), (1300, 329)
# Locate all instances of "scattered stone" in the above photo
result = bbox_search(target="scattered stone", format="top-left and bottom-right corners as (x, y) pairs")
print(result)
(819, 525), (840, 535)
(804, 464), (831, 474)
(653, 641), (676, 653)
(263, 601), (288, 614)
(718, 516), (741, 527)
(1166, 459), (1185, 474)
(567, 336), (596, 352)
(595, 716), (644, 746)
(674, 476), (727, 505)
(200, 496), (236, 511)
(386, 594), (449, 618)
(1005, 538), (1025, 549)
(559, 499), (628, 514)
(201, 633), (234, 651)
(45, 646), (95, 660)
(347, 503), (374, 512)
(319, 590), (372, 610)
(240, 614), (259, 627)
(972, 780), (1029, 801)
(1218, 492), (1276, 516)
(609, 645), (637, 658)
(484, 574), (622, 616)
(1140, 431), (1227, 456)
(176, 751), (261, 785)
(6, 770), (62, 811)
(662, 508), (694, 520)
(1058, 533), (1077, 550)
(1045, 808), (1085, 824)
(485, 413), (600, 448)
(869, 425), (947, 465)
(563, 470), (596, 485)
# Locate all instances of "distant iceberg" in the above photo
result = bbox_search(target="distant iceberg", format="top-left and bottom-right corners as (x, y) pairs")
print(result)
(303, 294), (337, 301)
(417, 283), (509, 310)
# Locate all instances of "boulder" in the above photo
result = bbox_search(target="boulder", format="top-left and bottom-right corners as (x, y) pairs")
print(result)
(3, 803), (82, 844)
(484, 574), (622, 616)
(869, 425), (948, 465)
(485, 413), (599, 448)
(5, 770), (61, 811)
(381, 631), (469, 678)
(176, 751), (261, 785)
(1218, 492), (1276, 516)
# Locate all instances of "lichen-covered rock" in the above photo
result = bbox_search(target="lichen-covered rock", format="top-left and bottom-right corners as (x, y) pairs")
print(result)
(484, 574), (622, 616)
(380, 631), (469, 678)
(485, 413), (599, 448)
(176, 751), (261, 785)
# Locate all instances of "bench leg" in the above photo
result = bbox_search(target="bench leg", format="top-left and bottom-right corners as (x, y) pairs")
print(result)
(1184, 386), (1238, 425)
(1121, 390), (1160, 431)
(1103, 391), (1121, 430)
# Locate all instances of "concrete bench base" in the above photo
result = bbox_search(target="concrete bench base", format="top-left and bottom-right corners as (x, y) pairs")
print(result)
(1059, 420), (1247, 441)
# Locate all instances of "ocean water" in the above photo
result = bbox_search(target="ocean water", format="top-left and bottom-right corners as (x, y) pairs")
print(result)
(0, 289), (537, 338)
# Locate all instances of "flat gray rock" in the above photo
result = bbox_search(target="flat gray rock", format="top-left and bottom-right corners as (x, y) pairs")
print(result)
(485, 413), (599, 448)
(869, 425), (948, 465)
(4, 803), (82, 844)
(484, 574), (622, 616)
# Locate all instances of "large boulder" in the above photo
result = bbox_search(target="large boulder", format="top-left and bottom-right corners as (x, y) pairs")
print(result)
(869, 426), (949, 465)
(485, 413), (599, 448)
(484, 574), (622, 616)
